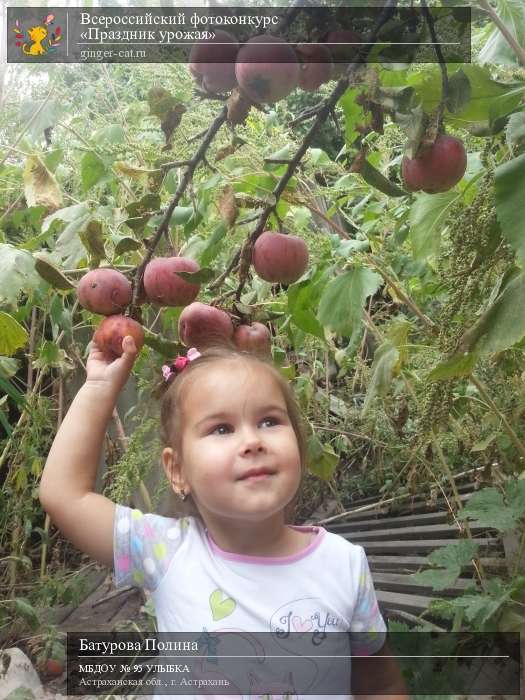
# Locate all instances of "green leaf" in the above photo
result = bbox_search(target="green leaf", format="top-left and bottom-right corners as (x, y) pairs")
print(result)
(426, 352), (478, 383)
(43, 148), (64, 173)
(409, 567), (462, 592)
(446, 69), (471, 113)
(332, 237), (370, 256)
(0, 375), (27, 410)
(411, 65), (524, 127)
(287, 269), (328, 340)
(280, 365), (296, 380)
(0, 311), (28, 356)
(308, 148), (332, 167)
(373, 86), (415, 113)
(318, 267), (382, 336)
(0, 244), (40, 306)
(285, 206), (312, 230)
(489, 85), (525, 128)
(81, 151), (106, 193)
(19, 97), (63, 142)
(339, 87), (365, 146)
(49, 294), (73, 340)
(358, 159), (408, 197)
(471, 432), (498, 453)
(14, 597), (39, 630)
(33, 340), (73, 373)
(362, 342), (400, 415)
(114, 236), (142, 256)
(23, 156), (62, 212)
(409, 191), (458, 259)
(175, 268), (215, 284)
(385, 318), (411, 357)
(506, 111), (525, 152)
(264, 144), (294, 172)
(457, 487), (519, 532)
(478, 0), (525, 66)
(33, 253), (75, 290)
(115, 162), (161, 179)
(170, 206), (194, 226)
(5, 685), (35, 699)
(148, 86), (181, 117)
(233, 173), (277, 202)
(94, 124), (126, 145)
(2, 205), (46, 248)
(495, 152), (525, 264)
(0, 356), (20, 379)
(306, 433), (339, 481)
(79, 220), (106, 266)
(333, 173), (357, 190)
(505, 479), (525, 522)
(395, 104), (426, 159)
(453, 579), (509, 625)
(498, 602), (525, 634)
(43, 203), (93, 268)
(0, 398), (11, 436)
(427, 539), (480, 569)
(199, 222), (227, 268)
(143, 329), (181, 356)
(472, 271), (525, 354)
(125, 194), (161, 233)
(410, 540), (479, 591)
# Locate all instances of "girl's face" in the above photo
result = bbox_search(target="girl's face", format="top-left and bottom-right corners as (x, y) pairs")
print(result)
(164, 360), (301, 525)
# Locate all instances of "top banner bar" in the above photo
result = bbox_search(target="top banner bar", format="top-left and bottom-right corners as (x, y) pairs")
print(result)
(7, 6), (471, 64)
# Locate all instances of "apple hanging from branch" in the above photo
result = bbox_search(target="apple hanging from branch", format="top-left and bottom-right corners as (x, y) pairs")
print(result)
(178, 302), (234, 349)
(143, 256), (201, 307)
(252, 231), (309, 284)
(401, 134), (467, 194)
(77, 268), (132, 315)
(233, 322), (272, 356)
(235, 35), (300, 104)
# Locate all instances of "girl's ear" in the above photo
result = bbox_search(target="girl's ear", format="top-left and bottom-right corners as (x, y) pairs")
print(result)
(161, 447), (187, 493)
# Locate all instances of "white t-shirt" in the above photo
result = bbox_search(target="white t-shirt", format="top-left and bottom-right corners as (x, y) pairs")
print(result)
(113, 505), (387, 699)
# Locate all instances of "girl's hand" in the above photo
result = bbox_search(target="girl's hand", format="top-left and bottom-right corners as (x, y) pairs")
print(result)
(85, 335), (139, 397)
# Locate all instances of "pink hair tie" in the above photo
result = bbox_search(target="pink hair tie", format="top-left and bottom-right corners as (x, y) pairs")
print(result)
(162, 347), (201, 382)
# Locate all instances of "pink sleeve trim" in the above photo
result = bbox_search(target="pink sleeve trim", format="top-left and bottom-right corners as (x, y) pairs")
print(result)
(206, 525), (325, 564)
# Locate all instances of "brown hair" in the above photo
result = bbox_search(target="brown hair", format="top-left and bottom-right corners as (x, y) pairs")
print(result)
(159, 342), (308, 522)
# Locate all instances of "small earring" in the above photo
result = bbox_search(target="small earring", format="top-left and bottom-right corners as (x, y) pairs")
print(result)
(179, 490), (187, 502)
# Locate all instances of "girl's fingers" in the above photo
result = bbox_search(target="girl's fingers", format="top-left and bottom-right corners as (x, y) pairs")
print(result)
(122, 335), (137, 356)
(116, 336), (138, 373)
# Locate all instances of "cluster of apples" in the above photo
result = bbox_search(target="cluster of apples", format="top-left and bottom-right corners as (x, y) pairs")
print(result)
(189, 29), (362, 103)
(191, 32), (468, 195)
(79, 231), (308, 360)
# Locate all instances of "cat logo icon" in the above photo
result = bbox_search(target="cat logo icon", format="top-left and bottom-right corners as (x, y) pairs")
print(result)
(12, 14), (62, 57)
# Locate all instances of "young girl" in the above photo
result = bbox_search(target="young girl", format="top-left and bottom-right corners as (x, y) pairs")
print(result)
(40, 335), (408, 700)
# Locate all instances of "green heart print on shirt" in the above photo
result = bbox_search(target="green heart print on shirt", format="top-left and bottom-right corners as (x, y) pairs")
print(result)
(210, 588), (236, 621)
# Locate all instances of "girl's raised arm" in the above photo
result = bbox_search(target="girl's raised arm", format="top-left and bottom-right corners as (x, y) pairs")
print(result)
(39, 336), (138, 569)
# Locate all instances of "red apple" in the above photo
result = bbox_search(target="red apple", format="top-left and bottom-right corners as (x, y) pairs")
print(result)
(235, 35), (299, 104)
(401, 134), (467, 194)
(325, 29), (363, 77)
(45, 659), (64, 677)
(77, 268), (132, 316)
(252, 231), (309, 284)
(178, 302), (234, 349)
(143, 256), (200, 307)
(295, 44), (333, 91)
(189, 30), (239, 93)
(93, 315), (145, 360)
(233, 322), (272, 355)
